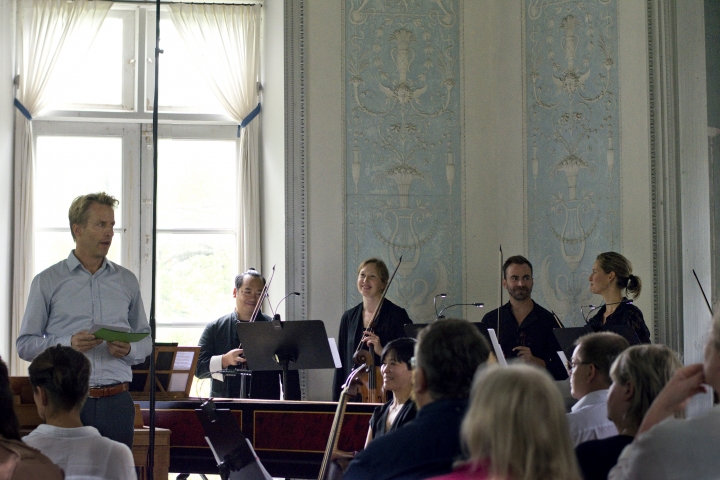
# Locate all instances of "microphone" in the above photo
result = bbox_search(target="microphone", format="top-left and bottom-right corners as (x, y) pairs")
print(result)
(272, 291), (301, 321)
(580, 299), (632, 325)
(437, 302), (484, 319)
(433, 293), (447, 318)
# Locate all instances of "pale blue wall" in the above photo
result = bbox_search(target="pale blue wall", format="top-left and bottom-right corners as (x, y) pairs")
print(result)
(525, 0), (621, 326)
(344, 0), (462, 322)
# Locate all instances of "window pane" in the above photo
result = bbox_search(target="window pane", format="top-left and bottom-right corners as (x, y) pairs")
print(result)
(48, 17), (124, 108)
(35, 136), (123, 229)
(156, 233), (236, 325)
(34, 231), (121, 275)
(152, 17), (226, 114)
(157, 139), (236, 229)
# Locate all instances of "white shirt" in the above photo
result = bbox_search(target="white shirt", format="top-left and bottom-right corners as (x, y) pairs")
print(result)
(23, 425), (136, 480)
(566, 389), (617, 446)
(609, 407), (720, 480)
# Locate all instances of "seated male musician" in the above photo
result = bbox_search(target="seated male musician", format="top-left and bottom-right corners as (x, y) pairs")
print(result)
(344, 318), (492, 480)
(195, 269), (300, 400)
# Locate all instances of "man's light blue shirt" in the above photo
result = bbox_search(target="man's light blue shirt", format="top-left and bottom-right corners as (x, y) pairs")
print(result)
(17, 251), (152, 385)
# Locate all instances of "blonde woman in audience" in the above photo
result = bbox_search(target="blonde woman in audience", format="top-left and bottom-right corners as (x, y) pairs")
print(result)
(609, 309), (720, 480)
(22, 345), (136, 480)
(431, 363), (581, 480)
(576, 344), (682, 480)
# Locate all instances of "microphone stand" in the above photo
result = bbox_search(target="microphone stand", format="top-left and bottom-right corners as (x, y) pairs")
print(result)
(272, 291), (301, 322)
(147, 3), (163, 477)
(433, 293), (447, 318)
(580, 299), (633, 326)
(436, 302), (484, 319)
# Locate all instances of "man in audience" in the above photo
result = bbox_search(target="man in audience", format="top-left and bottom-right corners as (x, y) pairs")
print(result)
(344, 318), (492, 480)
(567, 332), (629, 445)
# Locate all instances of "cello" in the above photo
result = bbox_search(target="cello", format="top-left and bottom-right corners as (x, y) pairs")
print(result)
(347, 256), (403, 404)
(318, 363), (367, 480)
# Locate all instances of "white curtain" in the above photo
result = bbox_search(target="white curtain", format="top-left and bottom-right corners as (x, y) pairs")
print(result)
(169, 4), (262, 272)
(11, 0), (111, 375)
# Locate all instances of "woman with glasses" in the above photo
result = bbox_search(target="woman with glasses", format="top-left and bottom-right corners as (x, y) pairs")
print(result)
(575, 344), (681, 480)
(587, 252), (650, 344)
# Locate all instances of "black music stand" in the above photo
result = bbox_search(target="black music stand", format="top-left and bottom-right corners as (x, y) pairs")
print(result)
(196, 400), (271, 480)
(405, 322), (492, 346)
(554, 326), (594, 359)
(237, 320), (337, 398)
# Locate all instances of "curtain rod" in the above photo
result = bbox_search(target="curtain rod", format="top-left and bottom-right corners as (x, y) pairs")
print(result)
(108, 0), (261, 6)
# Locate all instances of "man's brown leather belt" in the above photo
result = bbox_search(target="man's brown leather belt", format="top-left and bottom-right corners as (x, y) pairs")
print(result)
(88, 382), (129, 399)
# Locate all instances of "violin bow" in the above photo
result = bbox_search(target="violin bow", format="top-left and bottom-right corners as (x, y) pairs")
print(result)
(250, 264), (276, 322)
(354, 255), (403, 353)
(692, 268), (714, 316)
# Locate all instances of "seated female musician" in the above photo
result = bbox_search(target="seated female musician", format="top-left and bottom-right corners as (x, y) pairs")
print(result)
(575, 344), (681, 480)
(22, 345), (136, 480)
(587, 252), (651, 344)
(365, 338), (417, 447)
(430, 363), (580, 480)
(333, 258), (412, 401)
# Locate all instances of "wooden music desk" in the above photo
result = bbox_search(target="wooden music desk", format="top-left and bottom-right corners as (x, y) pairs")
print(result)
(136, 398), (377, 479)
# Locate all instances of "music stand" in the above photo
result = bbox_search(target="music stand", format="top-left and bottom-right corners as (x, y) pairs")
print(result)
(236, 320), (337, 397)
(553, 326), (594, 360)
(196, 401), (271, 480)
(404, 322), (493, 347)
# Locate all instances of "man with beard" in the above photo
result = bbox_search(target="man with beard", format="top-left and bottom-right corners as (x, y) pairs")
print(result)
(481, 255), (568, 380)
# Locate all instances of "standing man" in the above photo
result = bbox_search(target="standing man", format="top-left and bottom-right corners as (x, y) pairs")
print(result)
(195, 269), (300, 400)
(481, 255), (568, 380)
(17, 192), (151, 449)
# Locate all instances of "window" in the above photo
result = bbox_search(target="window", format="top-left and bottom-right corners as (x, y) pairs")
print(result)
(33, 3), (249, 359)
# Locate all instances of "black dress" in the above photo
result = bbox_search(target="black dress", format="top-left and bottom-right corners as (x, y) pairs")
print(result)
(332, 299), (412, 401)
(588, 298), (651, 344)
(369, 399), (417, 439)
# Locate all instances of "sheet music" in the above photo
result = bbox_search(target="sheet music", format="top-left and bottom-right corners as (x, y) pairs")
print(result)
(487, 329), (507, 366)
(557, 350), (570, 375)
(328, 338), (342, 369)
(168, 351), (195, 392)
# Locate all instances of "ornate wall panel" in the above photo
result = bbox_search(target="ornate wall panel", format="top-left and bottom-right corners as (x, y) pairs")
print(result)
(524, 0), (621, 326)
(344, 0), (461, 321)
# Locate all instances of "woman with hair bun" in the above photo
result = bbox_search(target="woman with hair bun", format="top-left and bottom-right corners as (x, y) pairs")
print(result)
(588, 252), (650, 344)
(22, 345), (136, 480)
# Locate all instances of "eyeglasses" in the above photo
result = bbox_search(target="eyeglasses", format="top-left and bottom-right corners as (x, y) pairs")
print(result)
(567, 360), (591, 372)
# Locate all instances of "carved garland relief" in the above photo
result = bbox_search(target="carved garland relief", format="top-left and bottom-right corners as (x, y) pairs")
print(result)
(344, 0), (461, 321)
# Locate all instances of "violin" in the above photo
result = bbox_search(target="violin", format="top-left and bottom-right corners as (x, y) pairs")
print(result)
(348, 256), (403, 404)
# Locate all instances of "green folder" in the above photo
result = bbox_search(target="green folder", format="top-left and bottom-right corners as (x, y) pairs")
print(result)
(91, 328), (149, 343)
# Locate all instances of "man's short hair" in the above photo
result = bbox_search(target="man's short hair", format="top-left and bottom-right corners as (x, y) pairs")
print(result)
(234, 268), (266, 289)
(575, 332), (630, 380)
(503, 255), (533, 278)
(68, 192), (119, 241)
(416, 318), (491, 401)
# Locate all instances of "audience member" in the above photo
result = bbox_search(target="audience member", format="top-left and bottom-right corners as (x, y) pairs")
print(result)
(22, 345), (136, 480)
(344, 318), (492, 480)
(609, 310), (720, 479)
(0, 357), (63, 480)
(567, 332), (629, 446)
(576, 344), (681, 480)
(430, 363), (581, 480)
